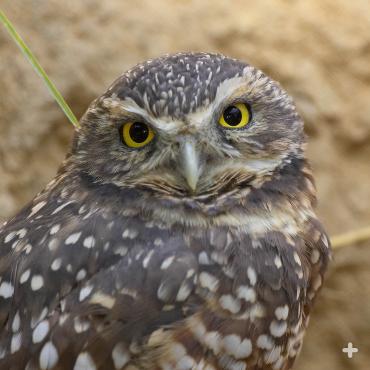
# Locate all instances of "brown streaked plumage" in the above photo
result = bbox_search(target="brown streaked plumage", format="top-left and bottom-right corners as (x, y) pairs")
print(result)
(0, 52), (331, 369)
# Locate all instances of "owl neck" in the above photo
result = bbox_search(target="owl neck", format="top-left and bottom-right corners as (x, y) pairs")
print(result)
(134, 156), (317, 228)
(58, 155), (316, 230)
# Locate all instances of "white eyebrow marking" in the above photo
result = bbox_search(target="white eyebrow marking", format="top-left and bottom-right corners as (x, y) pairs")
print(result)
(102, 97), (183, 132)
(186, 74), (250, 127)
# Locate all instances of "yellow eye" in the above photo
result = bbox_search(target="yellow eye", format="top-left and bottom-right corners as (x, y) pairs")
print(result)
(219, 103), (251, 128)
(121, 122), (155, 148)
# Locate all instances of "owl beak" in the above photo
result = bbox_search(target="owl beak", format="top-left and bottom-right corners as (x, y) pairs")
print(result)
(181, 139), (200, 192)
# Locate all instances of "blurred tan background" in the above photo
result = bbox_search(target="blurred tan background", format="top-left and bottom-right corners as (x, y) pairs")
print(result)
(0, 0), (369, 369)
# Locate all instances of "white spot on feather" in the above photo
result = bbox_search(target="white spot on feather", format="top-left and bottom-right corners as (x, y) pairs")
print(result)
(33, 320), (50, 343)
(219, 295), (241, 314)
(74, 352), (96, 370)
(223, 334), (252, 359)
(4, 231), (17, 243)
(310, 249), (320, 264)
(12, 311), (20, 332)
(176, 356), (196, 369)
(176, 282), (192, 302)
(11, 332), (22, 353)
(83, 236), (95, 249)
(112, 342), (130, 369)
(198, 251), (212, 265)
(199, 272), (219, 292)
(270, 320), (287, 337)
(204, 331), (222, 355)
(24, 243), (32, 254)
(161, 256), (175, 270)
(79, 285), (93, 302)
(51, 201), (73, 215)
(275, 305), (289, 321)
(76, 269), (87, 281)
(31, 275), (44, 291)
(17, 228), (27, 238)
(122, 229), (138, 239)
(39, 341), (59, 369)
(257, 334), (274, 350)
(157, 282), (172, 301)
(20, 269), (31, 284)
(74, 317), (90, 333)
(48, 238), (58, 251)
(50, 224), (60, 235)
(293, 252), (302, 266)
(29, 201), (46, 218)
(247, 267), (257, 285)
(51, 258), (62, 271)
(114, 246), (128, 256)
(169, 342), (187, 361)
(274, 256), (282, 269)
(237, 286), (256, 303)
(142, 250), (154, 268)
(0, 281), (14, 298)
(65, 232), (81, 245)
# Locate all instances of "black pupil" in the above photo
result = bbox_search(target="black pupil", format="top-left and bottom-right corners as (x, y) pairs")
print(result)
(223, 105), (242, 126)
(129, 122), (149, 143)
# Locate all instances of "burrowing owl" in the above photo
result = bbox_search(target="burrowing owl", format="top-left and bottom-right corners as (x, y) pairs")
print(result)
(0, 53), (331, 370)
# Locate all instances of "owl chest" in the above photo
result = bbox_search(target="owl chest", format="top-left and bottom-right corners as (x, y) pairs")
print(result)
(159, 226), (306, 365)
(178, 226), (303, 328)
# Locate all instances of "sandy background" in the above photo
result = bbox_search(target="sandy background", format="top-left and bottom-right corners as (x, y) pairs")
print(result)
(0, 1), (369, 369)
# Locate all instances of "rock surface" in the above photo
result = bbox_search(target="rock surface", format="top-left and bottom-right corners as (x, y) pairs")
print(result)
(0, 1), (369, 369)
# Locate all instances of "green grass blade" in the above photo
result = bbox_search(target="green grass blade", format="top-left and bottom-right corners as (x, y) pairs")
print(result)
(0, 9), (80, 128)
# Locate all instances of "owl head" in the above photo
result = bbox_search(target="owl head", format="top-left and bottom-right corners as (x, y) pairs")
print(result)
(70, 53), (306, 216)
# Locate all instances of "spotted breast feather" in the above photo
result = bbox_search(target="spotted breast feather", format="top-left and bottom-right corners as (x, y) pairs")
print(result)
(0, 165), (330, 370)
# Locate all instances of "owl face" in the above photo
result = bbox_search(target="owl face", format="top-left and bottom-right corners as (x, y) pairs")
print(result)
(72, 53), (304, 203)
